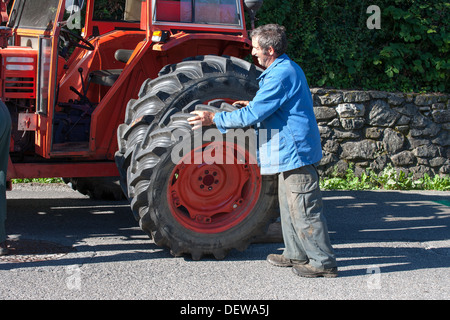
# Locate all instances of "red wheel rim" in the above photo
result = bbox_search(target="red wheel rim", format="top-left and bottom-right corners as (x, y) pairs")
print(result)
(167, 140), (262, 233)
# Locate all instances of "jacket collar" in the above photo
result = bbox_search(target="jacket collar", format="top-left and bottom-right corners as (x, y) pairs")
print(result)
(257, 53), (289, 80)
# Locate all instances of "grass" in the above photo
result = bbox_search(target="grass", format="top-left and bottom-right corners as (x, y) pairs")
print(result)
(320, 164), (450, 191)
(11, 178), (64, 184)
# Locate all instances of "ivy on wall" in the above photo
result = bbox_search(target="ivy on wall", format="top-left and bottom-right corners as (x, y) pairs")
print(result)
(254, 0), (449, 93)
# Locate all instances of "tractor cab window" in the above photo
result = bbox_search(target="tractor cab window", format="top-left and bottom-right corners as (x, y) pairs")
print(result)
(154, 0), (241, 26)
(93, 0), (141, 22)
(8, 0), (60, 30)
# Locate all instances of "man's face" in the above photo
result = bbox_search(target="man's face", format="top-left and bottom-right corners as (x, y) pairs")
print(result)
(251, 37), (274, 68)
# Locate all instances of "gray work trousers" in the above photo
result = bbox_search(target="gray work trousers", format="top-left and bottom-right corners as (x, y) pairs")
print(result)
(278, 165), (337, 269)
(0, 100), (11, 243)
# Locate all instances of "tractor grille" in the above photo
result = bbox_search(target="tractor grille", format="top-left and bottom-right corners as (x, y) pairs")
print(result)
(2, 54), (37, 99)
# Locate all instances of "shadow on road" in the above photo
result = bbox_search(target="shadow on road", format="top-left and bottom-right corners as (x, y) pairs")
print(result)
(321, 190), (450, 277)
(2, 188), (449, 277)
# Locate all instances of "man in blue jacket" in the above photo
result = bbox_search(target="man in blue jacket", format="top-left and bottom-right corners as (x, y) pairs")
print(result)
(188, 24), (337, 277)
(0, 100), (11, 255)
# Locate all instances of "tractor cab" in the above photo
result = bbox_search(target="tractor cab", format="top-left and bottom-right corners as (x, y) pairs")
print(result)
(1, 0), (145, 163)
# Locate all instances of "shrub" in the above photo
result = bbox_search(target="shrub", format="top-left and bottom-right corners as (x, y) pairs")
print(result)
(255, 0), (449, 93)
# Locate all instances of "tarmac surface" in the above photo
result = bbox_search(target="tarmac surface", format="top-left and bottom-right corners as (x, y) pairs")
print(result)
(1, 183), (449, 303)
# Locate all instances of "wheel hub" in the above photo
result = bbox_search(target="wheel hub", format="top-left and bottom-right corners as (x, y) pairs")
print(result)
(168, 141), (261, 233)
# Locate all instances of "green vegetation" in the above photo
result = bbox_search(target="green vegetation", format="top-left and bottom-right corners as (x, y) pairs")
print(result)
(255, 0), (449, 93)
(11, 178), (63, 184)
(70, 0), (450, 93)
(320, 164), (450, 191)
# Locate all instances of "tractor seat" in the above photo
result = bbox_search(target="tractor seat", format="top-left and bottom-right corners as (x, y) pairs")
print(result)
(89, 49), (134, 87)
(114, 49), (133, 63)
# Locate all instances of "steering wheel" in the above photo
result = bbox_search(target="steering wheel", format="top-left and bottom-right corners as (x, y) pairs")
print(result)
(60, 27), (95, 52)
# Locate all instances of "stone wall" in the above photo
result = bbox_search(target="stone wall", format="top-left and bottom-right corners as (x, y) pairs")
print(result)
(312, 88), (449, 179)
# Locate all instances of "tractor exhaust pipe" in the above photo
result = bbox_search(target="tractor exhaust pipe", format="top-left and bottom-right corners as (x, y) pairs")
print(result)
(0, 26), (11, 48)
(244, 0), (263, 30)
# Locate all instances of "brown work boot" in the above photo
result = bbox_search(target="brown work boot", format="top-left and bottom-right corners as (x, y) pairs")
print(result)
(292, 263), (338, 278)
(266, 254), (307, 267)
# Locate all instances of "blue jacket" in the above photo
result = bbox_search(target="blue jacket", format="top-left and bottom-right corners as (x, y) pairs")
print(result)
(214, 54), (322, 174)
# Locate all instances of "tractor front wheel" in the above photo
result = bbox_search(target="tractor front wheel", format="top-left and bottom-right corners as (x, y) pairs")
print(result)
(115, 55), (278, 260)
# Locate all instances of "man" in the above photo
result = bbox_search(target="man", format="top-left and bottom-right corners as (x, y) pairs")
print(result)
(0, 99), (11, 255)
(187, 24), (337, 277)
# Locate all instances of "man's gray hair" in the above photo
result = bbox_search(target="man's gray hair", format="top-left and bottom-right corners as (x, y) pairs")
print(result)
(250, 24), (288, 56)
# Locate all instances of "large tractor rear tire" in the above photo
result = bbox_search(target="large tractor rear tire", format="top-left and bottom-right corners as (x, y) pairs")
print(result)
(115, 55), (278, 260)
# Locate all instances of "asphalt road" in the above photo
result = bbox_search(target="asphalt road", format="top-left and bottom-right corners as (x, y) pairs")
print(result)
(1, 183), (449, 303)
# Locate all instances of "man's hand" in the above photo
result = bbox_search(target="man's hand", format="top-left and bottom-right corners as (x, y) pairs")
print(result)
(187, 111), (215, 130)
(232, 100), (249, 108)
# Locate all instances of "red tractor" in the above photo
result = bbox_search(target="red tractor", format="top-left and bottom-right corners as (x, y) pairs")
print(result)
(1, 0), (277, 259)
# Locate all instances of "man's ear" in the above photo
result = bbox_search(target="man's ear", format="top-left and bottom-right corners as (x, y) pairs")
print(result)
(268, 46), (275, 56)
